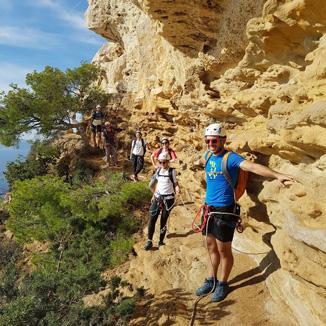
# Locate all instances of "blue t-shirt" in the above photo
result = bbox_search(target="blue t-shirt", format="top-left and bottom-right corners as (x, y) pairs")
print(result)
(205, 151), (245, 207)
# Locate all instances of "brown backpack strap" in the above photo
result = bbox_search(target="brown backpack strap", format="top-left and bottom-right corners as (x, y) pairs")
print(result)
(221, 152), (232, 187)
(221, 152), (238, 203)
(204, 151), (213, 169)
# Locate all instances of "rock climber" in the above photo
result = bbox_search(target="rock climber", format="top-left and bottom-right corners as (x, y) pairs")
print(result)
(150, 137), (177, 168)
(90, 104), (105, 148)
(102, 121), (118, 166)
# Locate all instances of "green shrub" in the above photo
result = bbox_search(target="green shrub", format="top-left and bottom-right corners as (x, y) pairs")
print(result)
(60, 184), (102, 222)
(117, 215), (141, 235)
(0, 262), (20, 300)
(27, 140), (58, 162)
(109, 234), (134, 267)
(4, 140), (58, 188)
(2, 173), (149, 325)
(0, 238), (21, 266)
(116, 298), (135, 319)
(119, 181), (151, 207)
(6, 176), (70, 242)
(0, 295), (42, 326)
(71, 158), (94, 185)
(5, 159), (43, 188)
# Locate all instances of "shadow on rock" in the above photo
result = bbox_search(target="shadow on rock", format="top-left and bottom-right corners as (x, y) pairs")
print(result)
(132, 288), (193, 325)
(229, 228), (281, 292)
(193, 298), (235, 325)
(166, 230), (195, 239)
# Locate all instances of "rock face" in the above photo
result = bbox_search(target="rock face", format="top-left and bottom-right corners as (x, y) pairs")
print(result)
(86, 0), (326, 324)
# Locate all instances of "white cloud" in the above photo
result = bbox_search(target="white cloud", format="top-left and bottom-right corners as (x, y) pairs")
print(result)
(0, 62), (34, 92)
(30, 0), (86, 29)
(0, 26), (60, 49)
(25, 0), (105, 47)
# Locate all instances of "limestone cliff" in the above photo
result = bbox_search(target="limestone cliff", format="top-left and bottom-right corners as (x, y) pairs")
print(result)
(86, 0), (326, 324)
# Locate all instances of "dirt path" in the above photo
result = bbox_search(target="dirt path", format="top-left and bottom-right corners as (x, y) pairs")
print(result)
(121, 203), (295, 325)
(84, 155), (295, 324)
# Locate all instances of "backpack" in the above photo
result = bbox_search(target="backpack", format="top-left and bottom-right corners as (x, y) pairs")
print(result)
(103, 128), (115, 142)
(149, 167), (176, 192)
(205, 150), (248, 201)
(132, 139), (146, 156)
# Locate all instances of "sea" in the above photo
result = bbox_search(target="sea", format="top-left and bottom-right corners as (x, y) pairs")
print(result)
(0, 140), (31, 196)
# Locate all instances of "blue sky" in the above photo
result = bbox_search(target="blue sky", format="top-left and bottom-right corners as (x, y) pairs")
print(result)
(0, 0), (106, 92)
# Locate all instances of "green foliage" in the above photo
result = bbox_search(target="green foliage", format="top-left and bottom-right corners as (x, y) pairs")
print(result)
(5, 159), (44, 187)
(119, 181), (151, 207)
(109, 234), (135, 267)
(97, 179), (151, 223)
(1, 173), (151, 325)
(27, 140), (58, 162)
(0, 295), (43, 326)
(0, 62), (108, 146)
(71, 158), (94, 185)
(7, 174), (151, 244)
(7, 176), (70, 242)
(0, 239), (21, 301)
(116, 298), (136, 320)
(4, 140), (59, 188)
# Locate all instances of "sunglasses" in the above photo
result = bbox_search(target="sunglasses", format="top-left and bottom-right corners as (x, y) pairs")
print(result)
(205, 138), (220, 145)
(159, 161), (169, 164)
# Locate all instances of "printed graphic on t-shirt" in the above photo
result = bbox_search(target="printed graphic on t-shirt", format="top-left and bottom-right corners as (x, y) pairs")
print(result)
(207, 160), (223, 179)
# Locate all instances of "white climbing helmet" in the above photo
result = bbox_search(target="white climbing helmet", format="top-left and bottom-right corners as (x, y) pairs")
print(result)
(158, 152), (171, 162)
(96, 104), (101, 109)
(204, 123), (226, 137)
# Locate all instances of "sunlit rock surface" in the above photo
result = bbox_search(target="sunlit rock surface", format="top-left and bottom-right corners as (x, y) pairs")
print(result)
(86, 0), (326, 324)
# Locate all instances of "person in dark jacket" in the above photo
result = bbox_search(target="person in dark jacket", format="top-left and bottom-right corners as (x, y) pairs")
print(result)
(102, 122), (118, 166)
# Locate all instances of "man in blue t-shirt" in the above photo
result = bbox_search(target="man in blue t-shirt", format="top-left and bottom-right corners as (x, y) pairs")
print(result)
(195, 123), (294, 302)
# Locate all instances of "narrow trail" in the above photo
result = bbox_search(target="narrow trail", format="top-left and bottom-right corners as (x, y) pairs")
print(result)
(84, 152), (295, 325)
(123, 204), (295, 325)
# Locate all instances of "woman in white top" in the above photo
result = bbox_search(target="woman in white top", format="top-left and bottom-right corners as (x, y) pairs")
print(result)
(144, 152), (180, 250)
(130, 130), (149, 181)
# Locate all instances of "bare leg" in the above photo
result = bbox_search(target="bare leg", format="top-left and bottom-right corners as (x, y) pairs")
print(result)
(97, 132), (102, 148)
(104, 145), (109, 163)
(206, 234), (220, 278)
(216, 240), (233, 282)
(92, 133), (97, 147)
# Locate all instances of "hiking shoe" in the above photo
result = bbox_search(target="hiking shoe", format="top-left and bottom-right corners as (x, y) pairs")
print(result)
(195, 277), (216, 296)
(158, 241), (165, 247)
(211, 282), (229, 302)
(143, 240), (153, 251)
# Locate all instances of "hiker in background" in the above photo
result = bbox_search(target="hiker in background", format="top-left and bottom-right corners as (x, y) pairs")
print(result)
(150, 137), (177, 168)
(195, 122), (295, 302)
(91, 104), (105, 148)
(130, 130), (150, 181)
(103, 122), (118, 167)
(144, 152), (180, 250)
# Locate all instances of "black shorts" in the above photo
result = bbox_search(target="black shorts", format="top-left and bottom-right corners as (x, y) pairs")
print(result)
(91, 124), (102, 133)
(202, 205), (238, 243)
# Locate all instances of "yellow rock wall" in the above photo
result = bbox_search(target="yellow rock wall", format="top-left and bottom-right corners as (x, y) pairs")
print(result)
(86, 0), (326, 324)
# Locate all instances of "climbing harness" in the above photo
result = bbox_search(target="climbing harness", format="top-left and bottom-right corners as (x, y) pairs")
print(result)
(191, 204), (243, 234)
(149, 194), (176, 236)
